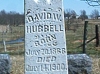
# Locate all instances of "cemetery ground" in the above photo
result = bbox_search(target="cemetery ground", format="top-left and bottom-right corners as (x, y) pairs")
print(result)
(66, 20), (100, 74)
(0, 23), (100, 74)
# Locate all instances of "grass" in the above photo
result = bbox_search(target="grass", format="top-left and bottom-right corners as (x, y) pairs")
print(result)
(0, 25), (25, 74)
(0, 25), (24, 53)
(66, 22), (100, 73)
(66, 23), (100, 55)
(10, 55), (24, 74)
(0, 25), (24, 41)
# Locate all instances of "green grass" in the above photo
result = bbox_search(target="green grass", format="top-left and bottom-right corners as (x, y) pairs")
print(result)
(0, 25), (24, 54)
(66, 23), (100, 57)
(0, 26), (24, 41)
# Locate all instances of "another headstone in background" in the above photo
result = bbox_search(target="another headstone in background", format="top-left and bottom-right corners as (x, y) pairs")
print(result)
(0, 54), (11, 74)
(25, 0), (68, 74)
(67, 54), (92, 74)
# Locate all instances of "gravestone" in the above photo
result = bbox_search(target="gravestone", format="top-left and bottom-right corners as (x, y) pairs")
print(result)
(67, 54), (92, 74)
(0, 54), (11, 74)
(25, 0), (68, 74)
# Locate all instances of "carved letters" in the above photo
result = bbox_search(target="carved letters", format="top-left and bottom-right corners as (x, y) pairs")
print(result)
(25, 0), (68, 74)
(26, 25), (63, 33)
(26, 9), (62, 23)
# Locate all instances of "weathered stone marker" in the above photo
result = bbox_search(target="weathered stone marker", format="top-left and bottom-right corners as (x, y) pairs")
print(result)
(25, 0), (68, 74)
(67, 54), (92, 74)
(0, 54), (11, 74)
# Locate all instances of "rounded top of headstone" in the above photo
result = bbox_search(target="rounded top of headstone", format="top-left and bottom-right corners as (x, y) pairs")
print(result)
(0, 54), (10, 60)
(67, 54), (91, 60)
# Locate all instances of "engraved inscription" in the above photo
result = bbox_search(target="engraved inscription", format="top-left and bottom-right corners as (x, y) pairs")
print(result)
(37, 56), (56, 62)
(26, 63), (67, 72)
(34, 34), (57, 46)
(25, 0), (68, 74)
(26, 24), (63, 33)
(41, 48), (66, 55)
(26, 49), (40, 55)
(26, 9), (62, 23)
(26, 48), (66, 56)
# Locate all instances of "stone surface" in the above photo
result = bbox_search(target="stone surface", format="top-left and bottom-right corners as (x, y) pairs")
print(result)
(25, 0), (68, 74)
(67, 54), (92, 74)
(0, 54), (11, 74)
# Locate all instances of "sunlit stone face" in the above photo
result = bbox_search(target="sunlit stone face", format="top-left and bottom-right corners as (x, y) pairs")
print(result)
(25, 0), (68, 74)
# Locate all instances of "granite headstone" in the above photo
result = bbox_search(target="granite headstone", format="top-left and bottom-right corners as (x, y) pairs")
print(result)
(0, 54), (11, 74)
(25, 0), (68, 74)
